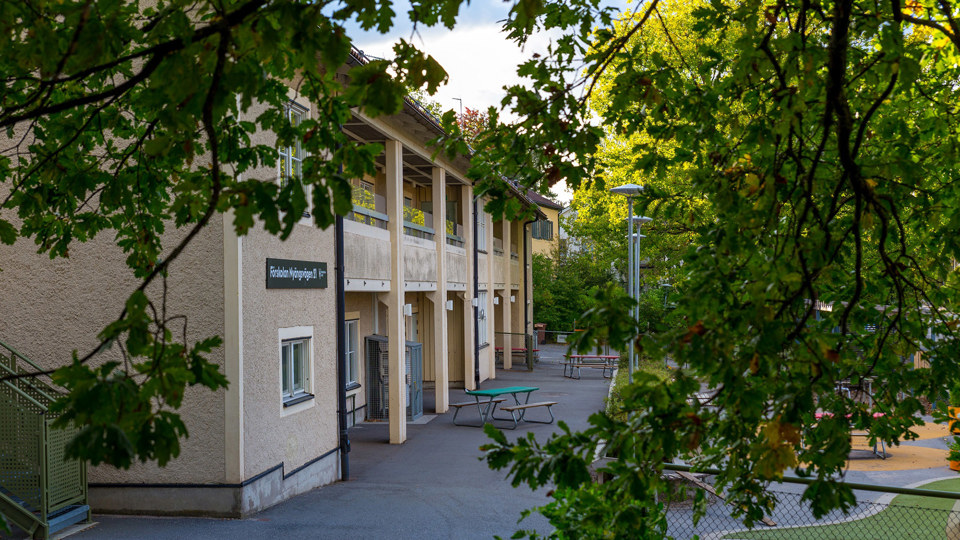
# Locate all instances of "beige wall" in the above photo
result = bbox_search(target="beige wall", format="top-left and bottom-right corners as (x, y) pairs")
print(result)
(403, 237), (438, 282)
(345, 291), (379, 423)
(233, 88), (339, 480)
(446, 247), (468, 285)
(494, 253), (505, 287)
(238, 220), (338, 479)
(343, 222), (391, 282)
(532, 206), (561, 256)
(0, 217), (227, 484)
(446, 291), (465, 385)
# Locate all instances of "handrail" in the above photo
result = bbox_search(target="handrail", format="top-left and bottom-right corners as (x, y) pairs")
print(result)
(0, 337), (44, 373)
(0, 379), (47, 411)
(403, 220), (435, 235)
(351, 204), (389, 223)
(0, 346), (59, 406)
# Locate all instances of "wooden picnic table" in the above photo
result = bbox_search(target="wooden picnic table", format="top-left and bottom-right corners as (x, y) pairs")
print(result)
(562, 354), (619, 379)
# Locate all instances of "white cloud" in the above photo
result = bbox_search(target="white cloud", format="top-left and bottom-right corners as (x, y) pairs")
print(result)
(350, 2), (574, 202)
(355, 22), (555, 116)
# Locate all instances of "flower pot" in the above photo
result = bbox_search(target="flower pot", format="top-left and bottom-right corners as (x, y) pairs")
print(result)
(949, 407), (960, 434)
(950, 460), (960, 472)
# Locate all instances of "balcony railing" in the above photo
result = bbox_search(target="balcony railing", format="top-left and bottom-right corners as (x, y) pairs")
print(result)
(493, 237), (504, 256)
(349, 186), (388, 229)
(446, 221), (465, 248)
(403, 206), (434, 240)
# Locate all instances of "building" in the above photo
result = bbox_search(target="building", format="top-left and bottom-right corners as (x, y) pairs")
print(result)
(0, 51), (544, 519)
(525, 191), (563, 257)
(558, 206), (581, 254)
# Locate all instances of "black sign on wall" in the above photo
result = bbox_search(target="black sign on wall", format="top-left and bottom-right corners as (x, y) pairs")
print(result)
(266, 258), (328, 289)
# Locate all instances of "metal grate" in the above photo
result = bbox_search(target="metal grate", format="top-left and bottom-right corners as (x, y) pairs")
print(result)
(45, 419), (85, 511)
(0, 391), (43, 511)
(406, 342), (423, 421)
(363, 336), (423, 421)
(365, 335), (389, 421)
(0, 340), (88, 537)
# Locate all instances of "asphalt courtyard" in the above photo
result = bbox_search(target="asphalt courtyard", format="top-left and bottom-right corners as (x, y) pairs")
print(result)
(53, 344), (610, 540)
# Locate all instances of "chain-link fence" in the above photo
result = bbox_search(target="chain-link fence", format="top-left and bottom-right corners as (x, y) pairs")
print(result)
(658, 469), (960, 539)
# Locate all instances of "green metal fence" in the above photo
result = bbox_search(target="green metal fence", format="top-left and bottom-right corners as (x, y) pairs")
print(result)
(0, 340), (88, 539)
(656, 463), (960, 539)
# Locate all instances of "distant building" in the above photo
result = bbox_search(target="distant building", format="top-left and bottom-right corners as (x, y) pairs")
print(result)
(525, 191), (564, 257)
(559, 206), (580, 253)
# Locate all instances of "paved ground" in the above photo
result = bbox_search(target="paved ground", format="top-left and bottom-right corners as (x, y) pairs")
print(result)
(55, 344), (609, 540)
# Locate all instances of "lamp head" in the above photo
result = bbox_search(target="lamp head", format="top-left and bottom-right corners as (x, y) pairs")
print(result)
(609, 183), (644, 196)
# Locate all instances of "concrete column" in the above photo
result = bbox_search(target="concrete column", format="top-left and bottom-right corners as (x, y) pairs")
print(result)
(525, 223), (533, 338)
(385, 139), (406, 444)
(431, 167), (449, 412)
(461, 184), (476, 390)
(485, 207), (496, 380)
(501, 219), (513, 370)
(222, 211), (243, 483)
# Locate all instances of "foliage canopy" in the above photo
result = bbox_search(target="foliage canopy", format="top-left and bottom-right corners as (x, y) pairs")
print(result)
(479, 0), (960, 534)
(5, 0), (960, 535)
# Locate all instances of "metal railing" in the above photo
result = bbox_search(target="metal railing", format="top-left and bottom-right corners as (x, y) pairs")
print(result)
(446, 221), (465, 248)
(0, 339), (88, 539)
(348, 186), (388, 229)
(403, 206), (434, 240)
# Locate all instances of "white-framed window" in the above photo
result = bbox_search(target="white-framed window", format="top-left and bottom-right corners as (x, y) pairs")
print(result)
(345, 319), (359, 387)
(278, 101), (311, 220)
(477, 205), (488, 251)
(477, 290), (488, 346)
(279, 326), (314, 407)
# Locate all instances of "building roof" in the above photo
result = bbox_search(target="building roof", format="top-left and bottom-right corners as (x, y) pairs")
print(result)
(525, 190), (564, 211)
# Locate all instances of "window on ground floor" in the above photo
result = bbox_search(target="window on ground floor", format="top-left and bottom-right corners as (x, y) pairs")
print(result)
(280, 325), (314, 406)
(345, 319), (359, 388)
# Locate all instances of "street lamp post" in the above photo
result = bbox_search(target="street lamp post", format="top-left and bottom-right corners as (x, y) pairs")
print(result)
(610, 184), (644, 382)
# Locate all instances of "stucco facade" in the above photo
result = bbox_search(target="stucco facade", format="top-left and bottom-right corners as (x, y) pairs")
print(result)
(0, 51), (546, 517)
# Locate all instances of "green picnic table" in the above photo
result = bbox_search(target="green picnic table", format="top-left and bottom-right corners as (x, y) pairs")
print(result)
(452, 386), (556, 429)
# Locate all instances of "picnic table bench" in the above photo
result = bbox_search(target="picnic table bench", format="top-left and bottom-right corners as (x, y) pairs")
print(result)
(562, 354), (619, 379)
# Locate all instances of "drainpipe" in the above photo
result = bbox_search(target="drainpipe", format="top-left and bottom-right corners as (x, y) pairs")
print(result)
(473, 195), (481, 389)
(335, 194), (350, 479)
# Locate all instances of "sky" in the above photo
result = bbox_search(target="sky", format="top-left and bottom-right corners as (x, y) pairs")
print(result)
(346, 1), (589, 203)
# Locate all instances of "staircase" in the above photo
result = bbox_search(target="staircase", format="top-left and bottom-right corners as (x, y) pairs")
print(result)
(0, 339), (89, 539)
